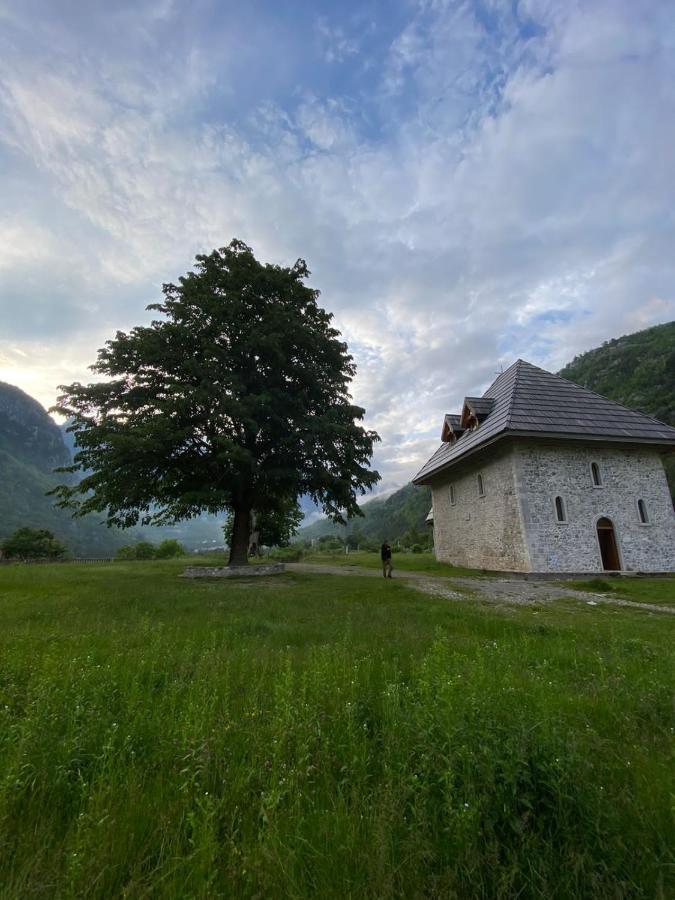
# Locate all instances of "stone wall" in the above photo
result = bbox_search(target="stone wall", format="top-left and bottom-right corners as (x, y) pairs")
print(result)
(514, 442), (675, 573)
(430, 439), (675, 573)
(431, 445), (531, 571)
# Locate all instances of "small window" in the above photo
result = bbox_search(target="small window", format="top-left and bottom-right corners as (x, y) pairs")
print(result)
(554, 495), (567, 523)
(449, 485), (456, 506)
(477, 474), (485, 497)
(591, 462), (602, 486)
(637, 499), (650, 524)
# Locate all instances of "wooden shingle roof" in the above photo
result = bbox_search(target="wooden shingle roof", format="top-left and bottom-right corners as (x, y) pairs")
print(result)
(463, 397), (495, 422)
(441, 413), (465, 441)
(413, 359), (675, 484)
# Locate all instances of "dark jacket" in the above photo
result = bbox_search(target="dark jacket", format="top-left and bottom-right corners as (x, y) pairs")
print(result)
(381, 543), (392, 561)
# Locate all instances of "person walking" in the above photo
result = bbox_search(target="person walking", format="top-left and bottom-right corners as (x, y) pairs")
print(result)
(381, 540), (393, 578)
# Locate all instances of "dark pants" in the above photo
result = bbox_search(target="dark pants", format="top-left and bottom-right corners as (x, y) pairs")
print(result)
(382, 559), (392, 578)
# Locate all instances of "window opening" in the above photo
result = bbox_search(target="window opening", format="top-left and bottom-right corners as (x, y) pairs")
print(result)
(591, 462), (602, 486)
(637, 499), (649, 524)
(449, 485), (455, 506)
(555, 496), (567, 523)
(477, 474), (485, 497)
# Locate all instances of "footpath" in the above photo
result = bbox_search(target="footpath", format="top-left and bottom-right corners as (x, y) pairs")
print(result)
(288, 563), (675, 615)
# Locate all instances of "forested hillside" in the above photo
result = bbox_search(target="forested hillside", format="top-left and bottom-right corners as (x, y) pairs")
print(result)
(559, 321), (675, 498)
(299, 482), (432, 546)
(0, 382), (126, 555)
(0, 382), (226, 555)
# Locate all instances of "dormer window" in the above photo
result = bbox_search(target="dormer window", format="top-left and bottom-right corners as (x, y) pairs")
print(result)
(460, 397), (495, 431)
(441, 414), (465, 443)
(590, 462), (602, 487)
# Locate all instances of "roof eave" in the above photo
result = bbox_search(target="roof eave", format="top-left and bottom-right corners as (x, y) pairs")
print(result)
(412, 429), (675, 485)
(412, 432), (508, 484)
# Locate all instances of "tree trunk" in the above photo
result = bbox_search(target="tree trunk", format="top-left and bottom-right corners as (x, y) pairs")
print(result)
(228, 506), (251, 567)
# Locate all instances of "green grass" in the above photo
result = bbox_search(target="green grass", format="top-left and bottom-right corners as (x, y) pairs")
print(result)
(569, 576), (675, 605)
(0, 560), (673, 898)
(302, 549), (485, 577)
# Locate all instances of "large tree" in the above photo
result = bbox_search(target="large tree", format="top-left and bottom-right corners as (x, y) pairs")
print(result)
(52, 240), (380, 565)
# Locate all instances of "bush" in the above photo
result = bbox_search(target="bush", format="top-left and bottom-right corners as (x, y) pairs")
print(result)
(116, 542), (158, 560)
(318, 536), (344, 550)
(268, 546), (304, 563)
(134, 542), (157, 559)
(116, 545), (136, 560)
(359, 539), (380, 553)
(410, 544), (423, 553)
(156, 539), (184, 559)
(1, 528), (68, 560)
(579, 578), (617, 592)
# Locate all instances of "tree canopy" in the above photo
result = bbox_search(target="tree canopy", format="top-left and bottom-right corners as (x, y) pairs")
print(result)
(52, 240), (380, 565)
(2, 527), (68, 560)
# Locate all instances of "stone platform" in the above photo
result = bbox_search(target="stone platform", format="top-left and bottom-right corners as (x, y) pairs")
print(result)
(182, 563), (285, 579)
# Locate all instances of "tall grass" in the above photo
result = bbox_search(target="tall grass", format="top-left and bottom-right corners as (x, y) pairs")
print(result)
(0, 561), (672, 897)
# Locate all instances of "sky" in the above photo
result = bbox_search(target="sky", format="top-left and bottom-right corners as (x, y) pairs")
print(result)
(1, 0), (674, 493)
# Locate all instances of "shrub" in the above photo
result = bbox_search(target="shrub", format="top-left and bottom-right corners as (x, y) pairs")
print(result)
(156, 539), (184, 559)
(410, 544), (423, 553)
(134, 542), (157, 559)
(1, 528), (68, 560)
(268, 546), (304, 562)
(318, 536), (344, 550)
(359, 539), (380, 553)
(578, 578), (617, 593)
(116, 545), (138, 560)
(116, 542), (158, 560)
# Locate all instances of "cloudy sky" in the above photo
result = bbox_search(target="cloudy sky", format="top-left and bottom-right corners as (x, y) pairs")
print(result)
(1, 0), (674, 492)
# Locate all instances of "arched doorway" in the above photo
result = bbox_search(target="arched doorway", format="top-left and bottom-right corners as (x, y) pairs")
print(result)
(596, 517), (621, 571)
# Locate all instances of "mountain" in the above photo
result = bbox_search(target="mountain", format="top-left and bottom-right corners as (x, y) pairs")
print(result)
(559, 321), (675, 498)
(299, 482), (432, 545)
(0, 381), (127, 555)
(0, 382), (227, 555)
(0, 382), (71, 472)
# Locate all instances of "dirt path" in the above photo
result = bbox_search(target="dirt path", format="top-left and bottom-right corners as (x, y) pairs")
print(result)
(287, 563), (675, 615)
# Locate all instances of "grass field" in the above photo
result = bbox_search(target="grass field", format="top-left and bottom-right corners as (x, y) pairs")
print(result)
(300, 549), (485, 577)
(568, 576), (675, 605)
(0, 560), (673, 898)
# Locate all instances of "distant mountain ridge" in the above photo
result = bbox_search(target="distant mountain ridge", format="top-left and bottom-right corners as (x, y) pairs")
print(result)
(0, 382), (226, 555)
(0, 382), (70, 473)
(0, 381), (124, 555)
(299, 482), (432, 544)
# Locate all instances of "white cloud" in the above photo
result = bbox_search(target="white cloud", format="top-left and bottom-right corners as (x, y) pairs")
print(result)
(315, 18), (360, 64)
(1, 0), (674, 491)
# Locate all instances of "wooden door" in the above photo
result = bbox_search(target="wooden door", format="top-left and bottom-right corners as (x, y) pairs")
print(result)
(597, 517), (621, 571)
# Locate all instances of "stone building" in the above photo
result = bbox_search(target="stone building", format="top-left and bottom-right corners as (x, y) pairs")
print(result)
(413, 360), (675, 573)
